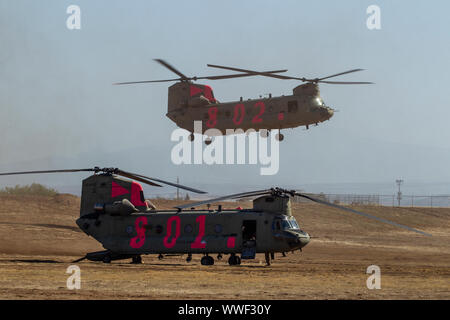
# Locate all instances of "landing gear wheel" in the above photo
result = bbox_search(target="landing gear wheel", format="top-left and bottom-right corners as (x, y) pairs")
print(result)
(188, 133), (194, 141)
(205, 138), (212, 145)
(131, 255), (142, 264)
(260, 129), (269, 138)
(102, 254), (111, 264)
(228, 254), (241, 266)
(186, 254), (192, 263)
(217, 253), (223, 260)
(201, 255), (214, 266)
(158, 254), (164, 260)
(265, 252), (271, 266)
(275, 133), (284, 141)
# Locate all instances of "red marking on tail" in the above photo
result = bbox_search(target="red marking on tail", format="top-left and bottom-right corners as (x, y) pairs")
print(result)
(131, 182), (147, 207)
(190, 85), (203, 97)
(111, 181), (130, 198)
(190, 85), (216, 103)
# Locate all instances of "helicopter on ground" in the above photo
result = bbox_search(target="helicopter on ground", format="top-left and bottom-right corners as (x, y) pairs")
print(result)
(0, 167), (430, 266)
(114, 59), (372, 143)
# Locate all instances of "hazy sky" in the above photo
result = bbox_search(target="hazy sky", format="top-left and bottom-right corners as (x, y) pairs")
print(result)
(1, 0), (450, 196)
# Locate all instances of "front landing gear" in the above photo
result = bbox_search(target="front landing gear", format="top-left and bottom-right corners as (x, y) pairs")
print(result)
(260, 129), (270, 138)
(228, 254), (241, 266)
(265, 252), (271, 266)
(201, 255), (214, 266)
(275, 133), (284, 141)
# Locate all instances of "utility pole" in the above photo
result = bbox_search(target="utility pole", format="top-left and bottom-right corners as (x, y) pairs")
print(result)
(396, 179), (403, 207)
(176, 176), (179, 201)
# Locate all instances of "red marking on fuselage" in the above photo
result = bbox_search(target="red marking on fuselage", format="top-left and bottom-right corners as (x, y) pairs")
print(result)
(163, 216), (181, 248)
(191, 215), (207, 249)
(278, 112), (285, 120)
(227, 236), (236, 249)
(130, 216), (148, 249)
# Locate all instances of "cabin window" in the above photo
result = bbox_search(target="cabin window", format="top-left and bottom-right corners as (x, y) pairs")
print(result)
(288, 100), (298, 112)
(184, 224), (193, 234)
(214, 224), (223, 233)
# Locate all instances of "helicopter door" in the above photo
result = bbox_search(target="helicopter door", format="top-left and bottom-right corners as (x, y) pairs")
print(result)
(241, 220), (256, 259)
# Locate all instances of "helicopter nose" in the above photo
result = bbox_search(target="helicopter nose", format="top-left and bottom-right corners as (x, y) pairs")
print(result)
(319, 107), (334, 120)
(324, 107), (334, 119)
(298, 232), (310, 248)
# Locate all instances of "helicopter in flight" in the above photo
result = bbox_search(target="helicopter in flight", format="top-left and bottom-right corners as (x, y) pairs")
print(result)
(0, 167), (430, 266)
(114, 59), (372, 143)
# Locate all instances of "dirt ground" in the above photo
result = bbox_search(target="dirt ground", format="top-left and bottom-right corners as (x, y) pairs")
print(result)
(0, 194), (448, 299)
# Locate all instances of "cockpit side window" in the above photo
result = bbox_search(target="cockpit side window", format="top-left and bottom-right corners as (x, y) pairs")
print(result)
(281, 220), (291, 230)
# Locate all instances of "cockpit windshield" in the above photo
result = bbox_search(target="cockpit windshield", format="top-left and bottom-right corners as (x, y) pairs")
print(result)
(274, 217), (301, 231)
(315, 97), (324, 106)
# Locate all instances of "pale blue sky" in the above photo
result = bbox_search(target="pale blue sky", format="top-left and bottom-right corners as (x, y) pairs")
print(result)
(1, 0), (450, 195)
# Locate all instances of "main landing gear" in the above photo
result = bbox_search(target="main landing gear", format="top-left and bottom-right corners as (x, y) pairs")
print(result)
(200, 254), (214, 266)
(187, 133), (213, 145)
(131, 255), (142, 264)
(228, 254), (241, 266)
(261, 129), (284, 141)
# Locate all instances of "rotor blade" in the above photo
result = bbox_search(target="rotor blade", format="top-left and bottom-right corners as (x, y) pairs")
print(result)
(113, 70), (288, 85)
(113, 78), (183, 85)
(115, 171), (162, 188)
(207, 64), (298, 80)
(199, 69), (288, 80)
(0, 168), (95, 176)
(175, 189), (273, 209)
(295, 192), (432, 236)
(318, 80), (374, 85)
(117, 170), (206, 194)
(72, 255), (87, 263)
(318, 69), (364, 81)
(154, 59), (189, 80)
(208, 64), (372, 84)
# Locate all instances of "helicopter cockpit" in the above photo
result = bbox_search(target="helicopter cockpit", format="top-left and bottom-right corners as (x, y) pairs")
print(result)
(272, 216), (302, 232)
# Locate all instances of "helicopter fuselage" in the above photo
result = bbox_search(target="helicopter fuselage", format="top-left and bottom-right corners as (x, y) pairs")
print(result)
(76, 208), (310, 257)
(166, 82), (334, 135)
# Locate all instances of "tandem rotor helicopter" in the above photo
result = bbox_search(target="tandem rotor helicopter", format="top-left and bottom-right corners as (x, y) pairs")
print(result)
(0, 167), (430, 266)
(114, 59), (372, 143)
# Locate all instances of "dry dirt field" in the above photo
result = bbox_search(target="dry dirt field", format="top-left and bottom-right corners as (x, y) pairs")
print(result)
(0, 194), (448, 300)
